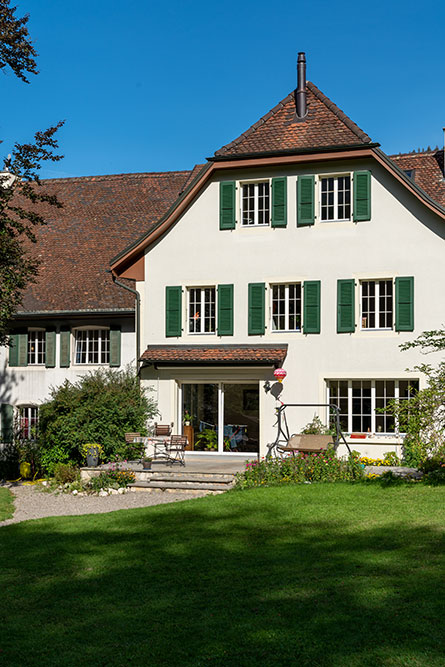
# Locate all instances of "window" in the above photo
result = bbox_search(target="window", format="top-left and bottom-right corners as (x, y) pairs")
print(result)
(19, 406), (38, 440)
(27, 330), (46, 365)
(327, 379), (419, 434)
(320, 175), (351, 221)
(361, 280), (393, 329)
(403, 169), (415, 181)
(188, 288), (216, 334)
(241, 182), (270, 226)
(74, 329), (110, 364)
(271, 283), (301, 331)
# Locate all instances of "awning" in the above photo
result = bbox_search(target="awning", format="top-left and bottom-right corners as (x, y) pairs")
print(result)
(140, 344), (288, 367)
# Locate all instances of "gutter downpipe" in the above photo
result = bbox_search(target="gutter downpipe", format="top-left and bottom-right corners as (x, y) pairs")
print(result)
(109, 271), (141, 374)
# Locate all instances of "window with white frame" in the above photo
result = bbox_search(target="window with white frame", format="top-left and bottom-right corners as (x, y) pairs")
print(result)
(320, 175), (351, 221)
(241, 181), (270, 226)
(28, 330), (46, 365)
(271, 283), (302, 331)
(327, 379), (419, 434)
(74, 329), (110, 364)
(188, 287), (216, 334)
(361, 279), (393, 330)
(19, 406), (38, 440)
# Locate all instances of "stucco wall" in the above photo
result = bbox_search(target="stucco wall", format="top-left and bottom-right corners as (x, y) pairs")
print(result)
(139, 157), (445, 457)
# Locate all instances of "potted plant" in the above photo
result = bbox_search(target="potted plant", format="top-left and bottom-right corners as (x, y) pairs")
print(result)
(80, 443), (104, 467)
(142, 457), (153, 470)
(183, 411), (192, 426)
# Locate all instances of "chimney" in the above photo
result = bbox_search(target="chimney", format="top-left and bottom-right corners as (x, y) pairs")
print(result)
(296, 52), (307, 119)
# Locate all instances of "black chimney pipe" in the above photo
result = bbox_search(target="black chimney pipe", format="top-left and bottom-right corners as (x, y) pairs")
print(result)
(296, 52), (307, 119)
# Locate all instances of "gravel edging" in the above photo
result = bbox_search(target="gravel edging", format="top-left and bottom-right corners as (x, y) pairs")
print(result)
(0, 484), (209, 527)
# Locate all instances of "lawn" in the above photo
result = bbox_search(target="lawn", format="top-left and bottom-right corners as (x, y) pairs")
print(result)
(1, 484), (444, 666)
(0, 486), (14, 520)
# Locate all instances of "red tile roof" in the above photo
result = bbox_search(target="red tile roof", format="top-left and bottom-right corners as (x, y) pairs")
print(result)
(390, 150), (445, 207)
(141, 345), (288, 366)
(17, 171), (192, 313)
(214, 82), (372, 157)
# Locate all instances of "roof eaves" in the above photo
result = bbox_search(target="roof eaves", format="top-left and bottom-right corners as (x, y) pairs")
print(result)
(209, 142), (380, 162)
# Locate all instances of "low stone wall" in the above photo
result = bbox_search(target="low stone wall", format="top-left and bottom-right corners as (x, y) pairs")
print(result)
(364, 465), (422, 479)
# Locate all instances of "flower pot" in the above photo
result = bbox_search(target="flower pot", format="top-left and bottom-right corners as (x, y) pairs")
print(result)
(184, 421), (190, 426)
(142, 459), (152, 470)
(87, 454), (99, 467)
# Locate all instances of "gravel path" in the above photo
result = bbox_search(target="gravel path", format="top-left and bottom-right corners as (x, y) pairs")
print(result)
(0, 484), (208, 527)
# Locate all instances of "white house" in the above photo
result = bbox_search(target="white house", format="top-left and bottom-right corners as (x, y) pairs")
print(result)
(110, 54), (445, 459)
(1, 54), (444, 459)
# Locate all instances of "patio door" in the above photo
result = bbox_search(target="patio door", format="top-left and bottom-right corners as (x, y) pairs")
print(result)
(181, 382), (259, 454)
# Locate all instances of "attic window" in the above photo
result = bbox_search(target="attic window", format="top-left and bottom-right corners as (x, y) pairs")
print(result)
(403, 169), (415, 181)
(241, 182), (270, 226)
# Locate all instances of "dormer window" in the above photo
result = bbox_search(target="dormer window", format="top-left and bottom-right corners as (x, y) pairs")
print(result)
(320, 175), (351, 221)
(241, 182), (270, 226)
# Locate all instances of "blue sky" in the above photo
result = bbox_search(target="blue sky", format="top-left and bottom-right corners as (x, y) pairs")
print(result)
(2, 0), (445, 178)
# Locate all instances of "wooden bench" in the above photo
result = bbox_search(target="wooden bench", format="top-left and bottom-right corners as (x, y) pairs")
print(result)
(277, 434), (333, 456)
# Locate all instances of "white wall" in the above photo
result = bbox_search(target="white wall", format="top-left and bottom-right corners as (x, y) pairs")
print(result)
(0, 317), (136, 408)
(139, 157), (445, 457)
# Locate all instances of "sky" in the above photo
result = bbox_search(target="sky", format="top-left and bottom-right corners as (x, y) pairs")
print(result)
(2, 0), (445, 178)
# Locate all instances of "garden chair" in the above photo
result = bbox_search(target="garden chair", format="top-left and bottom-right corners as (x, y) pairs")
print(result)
(166, 435), (187, 466)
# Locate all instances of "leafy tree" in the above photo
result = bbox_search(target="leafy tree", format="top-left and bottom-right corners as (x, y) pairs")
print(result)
(0, 0), (64, 344)
(386, 330), (445, 466)
(37, 368), (158, 473)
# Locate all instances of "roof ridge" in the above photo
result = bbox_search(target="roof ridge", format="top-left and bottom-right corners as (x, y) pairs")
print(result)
(390, 150), (437, 158)
(214, 92), (294, 156)
(306, 81), (372, 144)
(42, 170), (192, 184)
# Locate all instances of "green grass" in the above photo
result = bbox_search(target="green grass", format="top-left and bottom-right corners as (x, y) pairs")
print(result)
(1, 484), (445, 666)
(0, 486), (14, 520)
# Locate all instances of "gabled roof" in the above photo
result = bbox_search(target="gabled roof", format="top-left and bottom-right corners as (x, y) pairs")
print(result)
(390, 149), (445, 207)
(17, 170), (191, 314)
(214, 82), (373, 157)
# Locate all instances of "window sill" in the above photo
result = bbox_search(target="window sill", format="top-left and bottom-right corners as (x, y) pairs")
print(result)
(271, 329), (301, 334)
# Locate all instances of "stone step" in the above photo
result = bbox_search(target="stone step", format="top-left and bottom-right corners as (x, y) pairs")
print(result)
(138, 470), (236, 480)
(130, 480), (232, 493)
(138, 473), (234, 484)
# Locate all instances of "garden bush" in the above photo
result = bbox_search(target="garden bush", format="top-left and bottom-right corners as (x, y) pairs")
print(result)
(53, 463), (79, 485)
(38, 367), (158, 473)
(235, 450), (364, 489)
(89, 466), (136, 492)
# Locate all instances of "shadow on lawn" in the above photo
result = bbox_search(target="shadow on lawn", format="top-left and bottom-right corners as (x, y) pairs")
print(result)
(1, 492), (444, 666)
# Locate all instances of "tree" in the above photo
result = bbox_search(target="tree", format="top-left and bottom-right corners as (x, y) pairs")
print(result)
(0, 0), (64, 344)
(385, 330), (445, 466)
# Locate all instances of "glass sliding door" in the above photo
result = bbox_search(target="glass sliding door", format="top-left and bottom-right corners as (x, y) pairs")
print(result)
(223, 384), (259, 454)
(182, 383), (218, 451)
(181, 381), (259, 454)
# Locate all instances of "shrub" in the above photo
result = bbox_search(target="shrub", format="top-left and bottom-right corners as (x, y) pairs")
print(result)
(419, 449), (445, 474)
(301, 415), (331, 435)
(37, 367), (157, 473)
(89, 466), (135, 492)
(53, 463), (79, 485)
(235, 450), (364, 489)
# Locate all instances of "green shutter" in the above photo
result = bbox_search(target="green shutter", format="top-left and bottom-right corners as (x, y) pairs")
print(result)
(8, 333), (19, 367)
(0, 404), (14, 443)
(18, 331), (28, 367)
(60, 327), (71, 367)
(303, 281), (321, 334)
(109, 326), (121, 367)
(395, 277), (414, 331)
(166, 286), (182, 337)
(248, 283), (265, 335)
(45, 329), (56, 368)
(271, 177), (287, 227)
(297, 175), (315, 226)
(220, 181), (236, 230)
(337, 280), (355, 333)
(218, 284), (234, 336)
(353, 171), (371, 221)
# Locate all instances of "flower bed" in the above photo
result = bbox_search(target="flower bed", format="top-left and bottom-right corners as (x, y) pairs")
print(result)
(235, 450), (364, 489)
